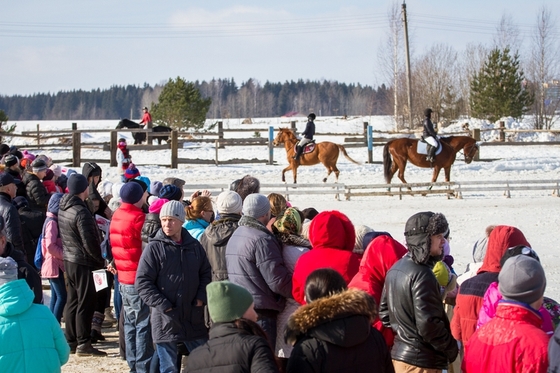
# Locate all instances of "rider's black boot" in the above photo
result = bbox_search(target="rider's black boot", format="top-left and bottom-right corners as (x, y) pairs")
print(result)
(293, 145), (303, 161)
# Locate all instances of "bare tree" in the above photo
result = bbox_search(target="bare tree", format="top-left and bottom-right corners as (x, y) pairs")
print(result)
(526, 6), (560, 129)
(493, 12), (523, 53)
(459, 43), (489, 118)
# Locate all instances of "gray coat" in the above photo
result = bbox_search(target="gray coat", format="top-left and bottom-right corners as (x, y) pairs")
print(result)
(0, 192), (24, 253)
(136, 228), (212, 343)
(225, 216), (292, 312)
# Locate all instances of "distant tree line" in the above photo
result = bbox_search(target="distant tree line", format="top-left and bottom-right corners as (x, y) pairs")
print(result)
(0, 80), (392, 121)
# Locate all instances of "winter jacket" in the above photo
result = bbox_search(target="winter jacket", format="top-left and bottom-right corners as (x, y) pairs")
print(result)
(199, 213), (241, 282)
(286, 289), (394, 373)
(116, 146), (131, 174)
(463, 301), (549, 373)
(292, 211), (360, 305)
(0, 280), (70, 373)
(22, 172), (50, 213)
(226, 216), (292, 312)
(379, 253), (458, 370)
(302, 120), (315, 140)
(58, 193), (104, 269)
(423, 117), (438, 139)
(0, 192), (24, 253)
(41, 212), (64, 279)
(185, 320), (279, 373)
(348, 235), (407, 348)
(1, 242), (42, 304)
(42, 180), (62, 194)
(451, 225), (530, 344)
(141, 212), (161, 243)
(550, 324), (560, 373)
(82, 162), (110, 218)
(135, 228), (212, 344)
(110, 202), (145, 285)
(18, 205), (45, 265)
(183, 218), (209, 241)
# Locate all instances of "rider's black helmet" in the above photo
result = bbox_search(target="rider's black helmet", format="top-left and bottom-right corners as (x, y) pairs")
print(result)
(424, 108), (433, 117)
(308, 113), (316, 121)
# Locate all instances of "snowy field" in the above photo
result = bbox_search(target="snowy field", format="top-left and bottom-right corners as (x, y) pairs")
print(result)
(5, 115), (560, 300)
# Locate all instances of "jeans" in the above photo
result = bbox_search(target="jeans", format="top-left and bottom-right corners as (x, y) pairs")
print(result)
(155, 339), (207, 373)
(256, 310), (278, 352)
(120, 284), (154, 373)
(49, 271), (67, 323)
(114, 274), (122, 320)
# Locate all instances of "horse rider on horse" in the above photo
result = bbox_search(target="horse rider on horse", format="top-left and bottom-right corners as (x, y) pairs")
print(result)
(423, 108), (439, 162)
(293, 113), (316, 161)
(139, 106), (153, 129)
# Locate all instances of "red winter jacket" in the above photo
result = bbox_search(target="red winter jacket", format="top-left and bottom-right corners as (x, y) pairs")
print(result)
(463, 301), (550, 373)
(451, 225), (530, 344)
(348, 235), (407, 348)
(110, 203), (146, 285)
(292, 210), (360, 304)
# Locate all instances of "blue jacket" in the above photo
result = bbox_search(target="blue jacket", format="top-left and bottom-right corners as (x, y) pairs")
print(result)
(183, 218), (210, 241)
(136, 228), (212, 343)
(0, 279), (69, 373)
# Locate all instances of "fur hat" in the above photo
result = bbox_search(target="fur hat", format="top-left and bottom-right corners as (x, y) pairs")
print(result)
(242, 193), (270, 219)
(67, 173), (89, 195)
(124, 164), (140, 180)
(120, 182), (144, 204)
(404, 212), (448, 264)
(159, 184), (182, 201)
(499, 255), (546, 304)
(160, 200), (186, 222)
(206, 281), (253, 323)
(162, 177), (185, 188)
(0, 257), (18, 286)
(31, 159), (48, 173)
(216, 191), (243, 215)
(235, 175), (260, 201)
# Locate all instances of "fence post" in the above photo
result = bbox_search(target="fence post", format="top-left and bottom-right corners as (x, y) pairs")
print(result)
(268, 126), (274, 165)
(215, 140), (219, 166)
(110, 131), (117, 167)
(367, 125), (373, 163)
(171, 130), (178, 169)
(218, 121), (224, 148)
(72, 131), (81, 167)
(499, 121), (505, 142)
(36, 124), (40, 146)
(363, 122), (369, 144)
(290, 121), (296, 132)
(472, 128), (480, 161)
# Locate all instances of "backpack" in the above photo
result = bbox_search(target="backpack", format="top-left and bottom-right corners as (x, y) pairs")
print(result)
(34, 216), (56, 270)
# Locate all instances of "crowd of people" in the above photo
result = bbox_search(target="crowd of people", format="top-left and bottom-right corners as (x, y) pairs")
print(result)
(0, 140), (559, 373)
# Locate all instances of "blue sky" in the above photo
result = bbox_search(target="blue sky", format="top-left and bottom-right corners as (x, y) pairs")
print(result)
(1, 0), (557, 96)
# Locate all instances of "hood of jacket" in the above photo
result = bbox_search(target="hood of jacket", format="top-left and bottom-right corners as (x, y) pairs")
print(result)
(82, 162), (102, 183)
(478, 225), (530, 274)
(309, 210), (355, 252)
(286, 289), (376, 348)
(47, 192), (64, 215)
(150, 226), (198, 248)
(204, 215), (240, 247)
(184, 218), (210, 231)
(0, 279), (34, 317)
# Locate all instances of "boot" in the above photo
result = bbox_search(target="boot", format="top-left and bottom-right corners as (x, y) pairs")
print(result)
(91, 311), (106, 343)
(76, 341), (107, 357)
(426, 145), (434, 162)
(293, 145), (303, 161)
(103, 307), (116, 328)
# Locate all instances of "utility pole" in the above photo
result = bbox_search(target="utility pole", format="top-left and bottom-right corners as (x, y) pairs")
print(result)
(402, 1), (413, 129)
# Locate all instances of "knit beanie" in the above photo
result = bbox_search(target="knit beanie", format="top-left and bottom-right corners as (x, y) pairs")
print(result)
(2, 154), (18, 168)
(124, 163), (140, 180)
(0, 257), (18, 286)
(150, 181), (163, 197)
(160, 200), (186, 222)
(67, 173), (89, 195)
(354, 225), (374, 254)
(159, 184), (182, 201)
(136, 176), (151, 193)
(499, 255), (546, 304)
(50, 164), (62, 177)
(216, 191), (243, 215)
(120, 182), (144, 204)
(43, 169), (54, 181)
(31, 159), (48, 173)
(207, 281), (254, 323)
(129, 178), (147, 192)
(149, 198), (169, 214)
(0, 144), (9, 157)
(242, 193), (270, 219)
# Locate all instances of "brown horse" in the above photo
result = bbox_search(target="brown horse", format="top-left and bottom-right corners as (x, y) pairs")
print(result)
(272, 128), (360, 183)
(383, 135), (479, 185)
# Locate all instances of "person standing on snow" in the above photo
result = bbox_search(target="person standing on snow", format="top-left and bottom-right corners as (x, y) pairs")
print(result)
(293, 113), (316, 162)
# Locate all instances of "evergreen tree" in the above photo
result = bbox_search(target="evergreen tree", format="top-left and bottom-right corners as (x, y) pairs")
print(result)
(151, 77), (211, 130)
(470, 48), (533, 122)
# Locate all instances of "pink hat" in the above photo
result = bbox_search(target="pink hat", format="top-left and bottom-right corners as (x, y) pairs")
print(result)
(148, 198), (169, 214)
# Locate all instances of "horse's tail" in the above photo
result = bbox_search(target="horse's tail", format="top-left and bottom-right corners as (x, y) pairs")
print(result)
(383, 141), (393, 184)
(337, 145), (360, 165)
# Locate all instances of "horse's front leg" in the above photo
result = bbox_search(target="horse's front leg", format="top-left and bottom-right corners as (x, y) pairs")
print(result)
(282, 165), (292, 183)
(430, 166), (443, 190)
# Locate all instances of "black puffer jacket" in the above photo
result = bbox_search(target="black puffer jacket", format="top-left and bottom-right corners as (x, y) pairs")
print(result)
(22, 172), (50, 213)
(199, 213), (241, 281)
(0, 192), (24, 253)
(185, 320), (279, 373)
(379, 253), (457, 369)
(135, 228), (212, 343)
(423, 117), (438, 139)
(58, 193), (104, 269)
(141, 212), (161, 244)
(17, 205), (45, 265)
(1, 242), (42, 304)
(286, 289), (394, 373)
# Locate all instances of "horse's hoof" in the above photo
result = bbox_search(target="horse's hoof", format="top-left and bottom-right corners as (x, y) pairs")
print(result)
(322, 178), (327, 183)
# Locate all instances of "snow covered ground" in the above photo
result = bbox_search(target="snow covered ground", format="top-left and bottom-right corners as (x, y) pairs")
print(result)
(6, 116), (560, 300)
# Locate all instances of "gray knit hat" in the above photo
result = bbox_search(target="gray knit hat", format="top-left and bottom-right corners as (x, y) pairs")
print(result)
(242, 193), (270, 219)
(160, 200), (186, 222)
(499, 255), (546, 304)
(0, 257), (18, 286)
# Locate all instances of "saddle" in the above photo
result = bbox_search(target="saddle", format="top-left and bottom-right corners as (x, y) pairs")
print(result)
(417, 138), (442, 155)
(293, 140), (316, 154)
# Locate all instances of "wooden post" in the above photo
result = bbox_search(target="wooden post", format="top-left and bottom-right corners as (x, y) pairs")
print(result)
(72, 122), (77, 131)
(472, 128), (481, 161)
(36, 124), (40, 146)
(110, 131), (117, 167)
(499, 121), (505, 142)
(171, 130), (178, 169)
(217, 121), (224, 148)
(363, 122), (369, 144)
(290, 121), (296, 132)
(72, 131), (81, 167)
(215, 140), (219, 166)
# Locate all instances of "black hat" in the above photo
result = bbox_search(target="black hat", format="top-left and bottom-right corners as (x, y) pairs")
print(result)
(0, 144), (10, 156)
(0, 172), (20, 187)
(424, 108), (433, 117)
(2, 154), (18, 168)
(67, 173), (89, 195)
(308, 113), (316, 120)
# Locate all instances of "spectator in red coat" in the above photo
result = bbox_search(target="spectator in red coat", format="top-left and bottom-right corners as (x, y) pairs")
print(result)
(348, 235), (407, 348)
(292, 210), (360, 305)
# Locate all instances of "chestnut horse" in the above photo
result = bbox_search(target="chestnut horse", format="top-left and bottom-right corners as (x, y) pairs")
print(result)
(273, 128), (360, 184)
(383, 135), (479, 185)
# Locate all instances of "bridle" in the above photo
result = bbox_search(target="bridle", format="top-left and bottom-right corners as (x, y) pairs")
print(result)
(460, 142), (479, 162)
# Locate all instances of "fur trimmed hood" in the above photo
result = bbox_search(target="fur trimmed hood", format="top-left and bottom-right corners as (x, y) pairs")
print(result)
(285, 289), (376, 347)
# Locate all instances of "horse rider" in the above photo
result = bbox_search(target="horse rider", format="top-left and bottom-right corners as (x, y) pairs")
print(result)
(423, 108), (439, 162)
(139, 106), (153, 129)
(293, 113), (316, 161)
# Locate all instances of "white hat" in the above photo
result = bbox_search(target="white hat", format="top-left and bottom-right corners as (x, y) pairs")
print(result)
(217, 191), (243, 215)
